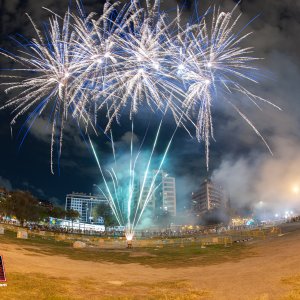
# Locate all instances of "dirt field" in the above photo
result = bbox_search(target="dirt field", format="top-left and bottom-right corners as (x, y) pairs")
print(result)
(1, 224), (300, 300)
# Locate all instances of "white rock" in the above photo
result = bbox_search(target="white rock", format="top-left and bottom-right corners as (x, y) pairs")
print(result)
(73, 241), (86, 248)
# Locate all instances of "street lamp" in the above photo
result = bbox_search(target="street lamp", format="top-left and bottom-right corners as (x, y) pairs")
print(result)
(291, 185), (299, 217)
(292, 185), (299, 194)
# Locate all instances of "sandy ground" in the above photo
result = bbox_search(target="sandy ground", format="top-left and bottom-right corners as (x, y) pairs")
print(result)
(1, 224), (300, 300)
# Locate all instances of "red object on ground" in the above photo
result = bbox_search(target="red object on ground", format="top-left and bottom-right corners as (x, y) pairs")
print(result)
(0, 256), (6, 281)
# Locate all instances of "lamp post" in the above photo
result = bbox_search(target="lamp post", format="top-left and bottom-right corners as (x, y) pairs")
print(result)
(258, 201), (266, 224)
(291, 185), (299, 219)
(292, 185), (299, 195)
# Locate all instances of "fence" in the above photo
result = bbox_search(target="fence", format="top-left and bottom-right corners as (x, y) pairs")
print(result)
(0, 223), (282, 249)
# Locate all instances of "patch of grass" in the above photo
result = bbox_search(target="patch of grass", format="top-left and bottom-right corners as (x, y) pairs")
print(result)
(0, 228), (71, 248)
(0, 273), (210, 300)
(281, 275), (300, 300)
(0, 273), (71, 300)
(117, 280), (211, 300)
(0, 229), (255, 268)
(253, 294), (271, 300)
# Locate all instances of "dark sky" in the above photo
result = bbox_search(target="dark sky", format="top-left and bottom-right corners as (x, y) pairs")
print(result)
(0, 0), (299, 212)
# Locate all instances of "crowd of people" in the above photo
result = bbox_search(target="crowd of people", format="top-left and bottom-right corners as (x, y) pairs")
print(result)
(0, 219), (126, 237)
(1, 215), (300, 239)
(290, 215), (300, 223)
(0, 219), (234, 238)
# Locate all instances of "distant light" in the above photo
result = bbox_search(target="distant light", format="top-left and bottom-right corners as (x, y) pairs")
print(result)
(104, 52), (110, 58)
(64, 72), (70, 79)
(153, 62), (160, 70)
(97, 58), (103, 64)
(178, 64), (185, 71)
(125, 232), (133, 241)
(205, 79), (211, 85)
(207, 62), (212, 68)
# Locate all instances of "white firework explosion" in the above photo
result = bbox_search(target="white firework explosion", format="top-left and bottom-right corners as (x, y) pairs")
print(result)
(173, 5), (281, 167)
(0, 1), (280, 171)
(0, 10), (94, 173)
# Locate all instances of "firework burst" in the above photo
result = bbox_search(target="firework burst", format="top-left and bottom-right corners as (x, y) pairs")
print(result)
(70, 1), (134, 125)
(88, 0), (185, 132)
(0, 10), (95, 173)
(173, 5), (281, 167)
(91, 120), (176, 241)
(0, 1), (280, 171)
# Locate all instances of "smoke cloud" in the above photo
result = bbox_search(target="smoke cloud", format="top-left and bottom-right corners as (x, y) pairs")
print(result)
(0, 176), (12, 190)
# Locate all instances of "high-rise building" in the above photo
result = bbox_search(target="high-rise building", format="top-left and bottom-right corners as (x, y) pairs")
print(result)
(191, 179), (227, 215)
(65, 193), (108, 224)
(162, 174), (177, 216)
(140, 170), (176, 217)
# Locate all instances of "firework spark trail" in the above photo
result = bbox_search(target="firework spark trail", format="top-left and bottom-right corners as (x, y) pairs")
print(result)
(86, 0), (187, 132)
(91, 117), (178, 240)
(0, 1), (282, 240)
(0, 0), (281, 171)
(70, 1), (135, 124)
(0, 0), (185, 172)
(173, 4), (281, 167)
(89, 136), (123, 226)
(70, 0), (194, 137)
(0, 9), (96, 173)
(92, 105), (186, 240)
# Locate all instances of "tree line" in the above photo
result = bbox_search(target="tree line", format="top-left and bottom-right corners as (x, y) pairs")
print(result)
(0, 190), (79, 226)
(0, 189), (174, 228)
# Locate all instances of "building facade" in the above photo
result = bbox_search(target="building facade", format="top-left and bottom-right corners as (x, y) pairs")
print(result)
(191, 179), (227, 216)
(161, 173), (176, 216)
(65, 193), (108, 224)
(140, 170), (177, 217)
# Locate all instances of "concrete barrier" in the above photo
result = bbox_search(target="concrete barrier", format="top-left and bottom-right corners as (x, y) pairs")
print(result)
(200, 236), (233, 246)
(55, 234), (66, 241)
(17, 230), (28, 239)
(73, 241), (86, 248)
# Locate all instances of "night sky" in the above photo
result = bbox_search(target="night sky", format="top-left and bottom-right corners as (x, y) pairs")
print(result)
(0, 0), (299, 213)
